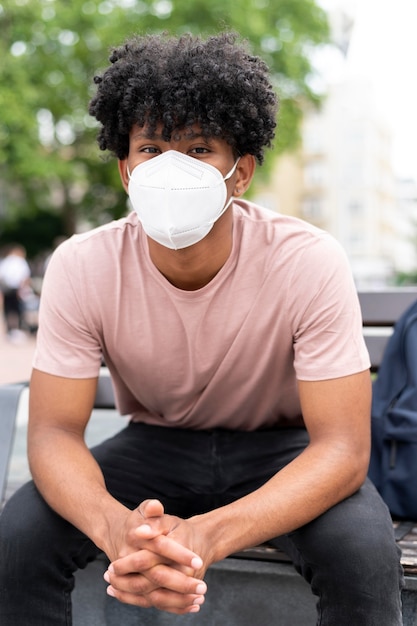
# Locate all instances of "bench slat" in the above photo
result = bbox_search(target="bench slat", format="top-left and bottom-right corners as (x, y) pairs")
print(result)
(358, 289), (417, 326)
(0, 383), (27, 503)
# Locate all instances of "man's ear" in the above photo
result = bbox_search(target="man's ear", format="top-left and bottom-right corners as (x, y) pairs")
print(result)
(233, 154), (256, 197)
(118, 159), (129, 192)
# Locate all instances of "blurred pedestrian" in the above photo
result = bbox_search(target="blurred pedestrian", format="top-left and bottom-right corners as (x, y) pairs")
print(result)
(0, 243), (31, 342)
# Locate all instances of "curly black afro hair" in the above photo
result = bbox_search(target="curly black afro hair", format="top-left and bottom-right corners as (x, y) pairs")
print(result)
(89, 32), (278, 164)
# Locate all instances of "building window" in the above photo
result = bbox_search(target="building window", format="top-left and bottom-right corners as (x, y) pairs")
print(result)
(348, 200), (363, 214)
(304, 161), (325, 187)
(301, 197), (323, 221)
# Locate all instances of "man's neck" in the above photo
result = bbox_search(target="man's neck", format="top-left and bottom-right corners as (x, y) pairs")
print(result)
(147, 212), (233, 291)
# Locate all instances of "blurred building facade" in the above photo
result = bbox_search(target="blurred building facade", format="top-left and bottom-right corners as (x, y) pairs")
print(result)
(257, 4), (417, 288)
(392, 177), (417, 274)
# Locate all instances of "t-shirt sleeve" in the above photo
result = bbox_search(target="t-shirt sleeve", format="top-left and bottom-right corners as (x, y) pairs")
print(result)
(32, 240), (103, 378)
(289, 233), (370, 381)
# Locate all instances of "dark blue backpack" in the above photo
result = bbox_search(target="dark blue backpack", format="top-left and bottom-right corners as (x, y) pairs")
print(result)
(369, 298), (417, 520)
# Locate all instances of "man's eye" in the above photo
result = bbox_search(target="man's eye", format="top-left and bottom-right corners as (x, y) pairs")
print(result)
(142, 146), (160, 154)
(190, 147), (209, 154)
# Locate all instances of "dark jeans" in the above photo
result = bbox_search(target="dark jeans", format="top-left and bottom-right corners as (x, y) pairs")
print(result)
(0, 423), (404, 625)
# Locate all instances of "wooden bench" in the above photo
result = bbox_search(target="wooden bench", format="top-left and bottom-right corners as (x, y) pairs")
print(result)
(2, 288), (417, 625)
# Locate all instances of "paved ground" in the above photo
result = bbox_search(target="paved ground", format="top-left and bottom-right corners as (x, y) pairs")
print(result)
(0, 326), (36, 385)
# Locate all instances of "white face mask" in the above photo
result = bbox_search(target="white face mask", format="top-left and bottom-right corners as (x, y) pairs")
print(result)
(127, 150), (239, 250)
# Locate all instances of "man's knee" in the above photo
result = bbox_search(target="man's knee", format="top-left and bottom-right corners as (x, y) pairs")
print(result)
(291, 479), (403, 588)
(0, 481), (70, 561)
(1, 480), (99, 584)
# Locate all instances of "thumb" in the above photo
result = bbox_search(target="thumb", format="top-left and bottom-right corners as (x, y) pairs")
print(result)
(138, 498), (165, 520)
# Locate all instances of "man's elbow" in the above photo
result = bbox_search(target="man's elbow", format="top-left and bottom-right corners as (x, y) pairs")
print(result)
(347, 445), (371, 493)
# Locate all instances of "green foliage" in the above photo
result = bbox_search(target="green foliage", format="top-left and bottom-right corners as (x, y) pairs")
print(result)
(394, 272), (417, 287)
(0, 209), (65, 259)
(0, 0), (329, 257)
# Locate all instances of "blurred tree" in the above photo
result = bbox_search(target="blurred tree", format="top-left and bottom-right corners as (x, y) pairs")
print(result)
(0, 0), (329, 257)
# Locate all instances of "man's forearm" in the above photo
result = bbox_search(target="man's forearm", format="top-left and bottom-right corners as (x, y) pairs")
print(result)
(189, 439), (368, 565)
(28, 427), (129, 558)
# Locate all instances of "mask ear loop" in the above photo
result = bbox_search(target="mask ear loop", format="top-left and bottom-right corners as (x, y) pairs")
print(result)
(223, 157), (240, 182)
(222, 157), (241, 211)
(213, 157), (241, 221)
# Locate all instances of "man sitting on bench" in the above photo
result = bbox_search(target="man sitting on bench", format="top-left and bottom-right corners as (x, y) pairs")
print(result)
(0, 32), (403, 625)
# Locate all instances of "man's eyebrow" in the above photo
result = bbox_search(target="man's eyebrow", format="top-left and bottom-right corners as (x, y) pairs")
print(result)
(130, 129), (206, 141)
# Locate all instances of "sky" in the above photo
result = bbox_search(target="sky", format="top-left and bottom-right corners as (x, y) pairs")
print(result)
(317, 0), (417, 182)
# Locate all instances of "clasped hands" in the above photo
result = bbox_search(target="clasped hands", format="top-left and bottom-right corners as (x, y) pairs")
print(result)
(103, 499), (208, 614)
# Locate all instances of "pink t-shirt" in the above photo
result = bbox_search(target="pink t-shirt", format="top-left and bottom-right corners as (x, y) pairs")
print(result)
(33, 200), (370, 431)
